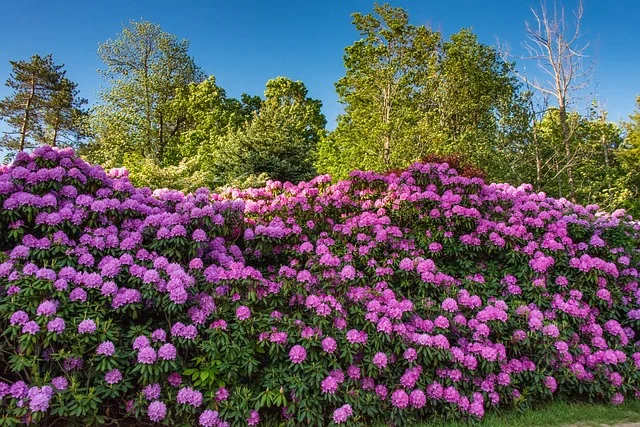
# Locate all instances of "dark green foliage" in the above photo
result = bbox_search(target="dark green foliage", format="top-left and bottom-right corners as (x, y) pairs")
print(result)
(0, 54), (87, 155)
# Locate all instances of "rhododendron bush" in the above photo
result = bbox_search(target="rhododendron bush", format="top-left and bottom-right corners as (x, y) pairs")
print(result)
(1, 146), (639, 426)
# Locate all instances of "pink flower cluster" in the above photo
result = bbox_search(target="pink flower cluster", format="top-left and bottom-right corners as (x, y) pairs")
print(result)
(1, 147), (640, 426)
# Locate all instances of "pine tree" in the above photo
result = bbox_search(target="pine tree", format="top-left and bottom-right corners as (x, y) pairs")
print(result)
(42, 76), (88, 147)
(0, 54), (61, 151)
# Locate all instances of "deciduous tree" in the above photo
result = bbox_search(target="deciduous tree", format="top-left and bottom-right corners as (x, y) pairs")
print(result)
(89, 20), (203, 166)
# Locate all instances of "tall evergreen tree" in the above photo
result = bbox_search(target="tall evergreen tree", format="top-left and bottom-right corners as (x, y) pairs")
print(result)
(0, 54), (63, 152)
(42, 76), (89, 147)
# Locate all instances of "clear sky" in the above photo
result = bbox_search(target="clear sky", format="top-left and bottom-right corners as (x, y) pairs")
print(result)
(0, 0), (638, 130)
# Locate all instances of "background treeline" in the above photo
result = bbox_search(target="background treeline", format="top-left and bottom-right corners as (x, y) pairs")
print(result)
(1, 4), (640, 215)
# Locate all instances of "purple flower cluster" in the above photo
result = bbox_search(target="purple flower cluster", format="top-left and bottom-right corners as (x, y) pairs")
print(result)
(2, 147), (640, 425)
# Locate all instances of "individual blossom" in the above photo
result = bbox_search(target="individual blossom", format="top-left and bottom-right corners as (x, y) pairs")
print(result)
(28, 386), (53, 412)
(332, 404), (353, 424)
(215, 387), (229, 401)
(391, 389), (409, 409)
(347, 365), (361, 379)
(96, 341), (116, 356)
(321, 376), (339, 394)
(442, 298), (458, 312)
(247, 410), (260, 426)
(138, 347), (157, 364)
(143, 383), (161, 400)
(10, 310), (29, 326)
(105, 369), (122, 385)
(147, 401), (167, 422)
(404, 348), (418, 362)
(373, 352), (388, 369)
(375, 384), (388, 400)
(78, 319), (97, 334)
(544, 376), (557, 393)
(69, 288), (87, 302)
(321, 337), (337, 354)
(133, 335), (151, 350)
(289, 345), (307, 364)
(168, 372), (182, 387)
(151, 329), (167, 342)
(611, 392), (625, 405)
(199, 409), (220, 427)
(158, 343), (177, 361)
(49, 376), (67, 391)
(236, 305), (251, 321)
(22, 320), (40, 335)
(36, 300), (57, 317)
(410, 389), (427, 409)
(177, 386), (203, 407)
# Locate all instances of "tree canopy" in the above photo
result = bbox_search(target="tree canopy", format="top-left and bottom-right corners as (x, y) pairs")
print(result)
(0, 3), (637, 216)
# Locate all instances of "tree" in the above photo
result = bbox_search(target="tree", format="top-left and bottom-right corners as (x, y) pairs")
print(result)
(518, 0), (593, 202)
(120, 75), (260, 191)
(42, 76), (89, 147)
(318, 3), (440, 178)
(89, 20), (203, 167)
(420, 29), (530, 181)
(0, 54), (65, 152)
(213, 77), (326, 186)
(615, 96), (640, 215)
(167, 76), (259, 164)
(318, 4), (529, 181)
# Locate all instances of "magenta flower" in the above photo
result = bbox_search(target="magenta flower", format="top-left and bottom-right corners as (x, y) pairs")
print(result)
(247, 410), (260, 426)
(51, 376), (68, 391)
(391, 389), (409, 409)
(143, 383), (161, 400)
(147, 401), (167, 422)
(332, 404), (353, 424)
(36, 300), (57, 316)
(9, 310), (29, 326)
(289, 345), (307, 364)
(236, 305), (251, 321)
(321, 376), (338, 394)
(96, 341), (115, 356)
(177, 386), (203, 407)
(215, 387), (229, 401)
(321, 337), (337, 353)
(105, 369), (122, 385)
(138, 347), (157, 364)
(410, 389), (427, 408)
(373, 352), (388, 369)
(77, 319), (97, 334)
(158, 343), (177, 360)
(22, 320), (40, 335)
(199, 409), (220, 427)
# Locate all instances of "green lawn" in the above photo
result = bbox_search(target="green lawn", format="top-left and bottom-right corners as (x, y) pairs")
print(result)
(414, 400), (640, 426)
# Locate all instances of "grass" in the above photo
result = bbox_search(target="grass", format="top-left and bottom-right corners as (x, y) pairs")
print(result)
(413, 400), (640, 426)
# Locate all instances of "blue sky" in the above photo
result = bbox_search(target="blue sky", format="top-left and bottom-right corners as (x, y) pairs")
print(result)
(0, 0), (638, 130)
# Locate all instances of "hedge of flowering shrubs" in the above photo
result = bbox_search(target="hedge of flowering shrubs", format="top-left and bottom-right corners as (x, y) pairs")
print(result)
(1, 146), (639, 426)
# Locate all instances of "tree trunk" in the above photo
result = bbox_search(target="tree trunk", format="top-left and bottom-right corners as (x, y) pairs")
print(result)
(382, 84), (391, 168)
(601, 129), (609, 169)
(158, 112), (164, 163)
(554, 155), (563, 199)
(51, 110), (61, 147)
(532, 126), (542, 191)
(20, 77), (36, 151)
(51, 126), (58, 147)
(558, 102), (576, 202)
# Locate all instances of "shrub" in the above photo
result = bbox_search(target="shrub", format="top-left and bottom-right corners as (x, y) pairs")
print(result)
(0, 146), (639, 426)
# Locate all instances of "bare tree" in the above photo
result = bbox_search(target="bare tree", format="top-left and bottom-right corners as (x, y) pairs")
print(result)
(517, 0), (593, 202)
